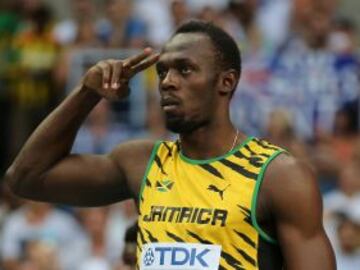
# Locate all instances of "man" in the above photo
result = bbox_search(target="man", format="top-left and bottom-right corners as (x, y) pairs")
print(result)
(5, 21), (335, 269)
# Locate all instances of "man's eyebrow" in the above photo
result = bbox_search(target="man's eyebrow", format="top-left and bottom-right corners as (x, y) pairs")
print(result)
(156, 57), (196, 68)
(175, 58), (195, 65)
(155, 62), (163, 70)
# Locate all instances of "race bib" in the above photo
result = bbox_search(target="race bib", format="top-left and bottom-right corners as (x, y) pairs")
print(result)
(140, 243), (222, 270)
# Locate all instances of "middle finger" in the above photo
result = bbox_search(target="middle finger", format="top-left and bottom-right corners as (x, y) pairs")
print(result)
(110, 60), (123, 89)
(123, 48), (154, 70)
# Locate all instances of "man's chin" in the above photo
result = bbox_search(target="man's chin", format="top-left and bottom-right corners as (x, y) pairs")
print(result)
(165, 118), (205, 134)
(165, 120), (186, 134)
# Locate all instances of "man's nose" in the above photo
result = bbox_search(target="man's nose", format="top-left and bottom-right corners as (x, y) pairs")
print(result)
(161, 70), (179, 91)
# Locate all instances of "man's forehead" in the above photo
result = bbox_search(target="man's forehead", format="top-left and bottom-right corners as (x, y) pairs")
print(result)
(160, 33), (214, 61)
(166, 33), (216, 53)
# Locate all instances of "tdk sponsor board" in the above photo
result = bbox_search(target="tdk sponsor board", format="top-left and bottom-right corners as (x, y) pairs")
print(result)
(141, 243), (221, 270)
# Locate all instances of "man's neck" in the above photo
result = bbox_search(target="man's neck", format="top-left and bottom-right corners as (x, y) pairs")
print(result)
(178, 123), (246, 160)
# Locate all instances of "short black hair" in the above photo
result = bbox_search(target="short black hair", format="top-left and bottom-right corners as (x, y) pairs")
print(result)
(174, 20), (242, 79)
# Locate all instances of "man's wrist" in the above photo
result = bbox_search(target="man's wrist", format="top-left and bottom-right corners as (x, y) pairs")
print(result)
(78, 83), (102, 100)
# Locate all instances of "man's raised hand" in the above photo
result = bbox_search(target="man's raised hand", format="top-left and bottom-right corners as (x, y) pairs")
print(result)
(82, 48), (159, 100)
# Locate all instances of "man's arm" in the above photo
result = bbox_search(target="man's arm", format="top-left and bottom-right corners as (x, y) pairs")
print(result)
(4, 49), (159, 206)
(266, 154), (336, 270)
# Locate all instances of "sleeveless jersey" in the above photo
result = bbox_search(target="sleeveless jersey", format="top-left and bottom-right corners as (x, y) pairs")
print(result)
(137, 137), (285, 270)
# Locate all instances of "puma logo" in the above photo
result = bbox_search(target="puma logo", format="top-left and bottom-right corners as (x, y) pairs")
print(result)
(208, 184), (231, 200)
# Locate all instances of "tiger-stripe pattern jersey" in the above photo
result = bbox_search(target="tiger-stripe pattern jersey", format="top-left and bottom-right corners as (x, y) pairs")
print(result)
(137, 136), (285, 270)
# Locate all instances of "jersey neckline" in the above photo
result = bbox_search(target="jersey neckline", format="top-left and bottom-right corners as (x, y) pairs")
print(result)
(179, 136), (254, 165)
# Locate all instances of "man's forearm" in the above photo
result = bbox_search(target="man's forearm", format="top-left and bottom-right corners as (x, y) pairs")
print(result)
(5, 85), (101, 193)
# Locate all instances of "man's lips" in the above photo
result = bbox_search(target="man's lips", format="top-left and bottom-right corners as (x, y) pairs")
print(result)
(160, 98), (181, 112)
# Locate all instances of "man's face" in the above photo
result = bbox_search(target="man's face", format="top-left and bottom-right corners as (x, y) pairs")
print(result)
(156, 33), (219, 133)
(303, 11), (331, 48)
(338, 219), (360, 254)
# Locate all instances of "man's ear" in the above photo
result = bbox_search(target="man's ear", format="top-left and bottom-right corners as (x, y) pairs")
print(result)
(218, 69), (238, 96)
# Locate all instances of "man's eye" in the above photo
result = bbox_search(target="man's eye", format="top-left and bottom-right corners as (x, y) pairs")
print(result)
(158, 69), (167, 79)
(180, 66), (192, 75)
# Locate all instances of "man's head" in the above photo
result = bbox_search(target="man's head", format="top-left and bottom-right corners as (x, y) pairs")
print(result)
(122, 222), (138, 268)
(173, 20), (241, 85)
(157, 20), (241, 133)
(229, 0), (258, 29)
(105, 0), (132, 22)
(336, 203), (360, 254)
(71, 0), (95, 20)
(294, 0), (335, 49)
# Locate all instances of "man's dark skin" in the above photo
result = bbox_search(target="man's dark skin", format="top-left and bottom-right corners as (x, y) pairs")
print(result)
(5, 32), (336, 269)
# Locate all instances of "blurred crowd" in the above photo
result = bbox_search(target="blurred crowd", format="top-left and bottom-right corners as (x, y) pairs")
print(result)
(0, 0), (359, 269)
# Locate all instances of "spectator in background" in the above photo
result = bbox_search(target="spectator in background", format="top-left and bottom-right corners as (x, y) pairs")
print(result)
(225, 0), (276, 136)
(76, 201), (138, 269)
(264, 108), (310, 165)
(10, 3), (61, 157)
(72, 100), (133, 154)
(20, 0), (43, 21)
(134, 0), (173, 47)
(293, 0), (337, 27)
(352, 139), (360, 167)
(96, 0), (147, 48)
(107, 200), (137, 267)
(323, 163), (360, 219)
(0, 201), (85, 270)
(0, 0), (22, 173)
(135, 0), (227, 48)
(329, 17), (358, 55)
(170, 0), (190, 29)
(335, 209), (360, 269)
(324, 183), (360, 270)
(54, 0), (101, 95)
(0, 182), (23, 249)
(223, 0), (288, 59)
(268, 0), (359, 140)
(53, 0), (96, 46)
(20, 240), (60, 270)
(323, 162), (360, 267)
(115, 222), (138, 270)
(196, 5), (222, 25)
(0, 182), (22, 231)
(231, 0), (359, 141)
(256, 0), (292, 49)
(313, 103), (359, 182)
(77, 207), (112, 270)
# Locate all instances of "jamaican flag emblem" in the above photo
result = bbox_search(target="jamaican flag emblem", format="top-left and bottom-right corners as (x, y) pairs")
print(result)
(156, 179), (174, 192)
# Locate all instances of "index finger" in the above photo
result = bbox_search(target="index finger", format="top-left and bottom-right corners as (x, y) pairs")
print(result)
(130, 53), (160, 76)
(123, 48), (154, 68)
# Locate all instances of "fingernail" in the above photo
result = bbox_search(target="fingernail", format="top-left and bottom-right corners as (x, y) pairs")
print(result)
(144, 47), (152, 53)
(104, 83), (109, 89)
(112, 83), (118, 89)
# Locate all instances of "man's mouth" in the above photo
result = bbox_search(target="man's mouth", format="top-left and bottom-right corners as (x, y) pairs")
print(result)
(161, 98), (180, 112)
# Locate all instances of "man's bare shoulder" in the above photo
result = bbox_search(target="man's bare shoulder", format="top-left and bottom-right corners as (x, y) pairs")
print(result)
(108, 139), (160, 196)
(110, 139), (156, 157)
(262, 151), (336, 269)
(109, 139), (158, 168)
(265, 152), (316, 189)
(263, 152), (321, 222)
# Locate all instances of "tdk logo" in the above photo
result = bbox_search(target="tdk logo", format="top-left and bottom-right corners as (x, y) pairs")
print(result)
(155, 247), (210, 266)
(141, 243), (221, 270)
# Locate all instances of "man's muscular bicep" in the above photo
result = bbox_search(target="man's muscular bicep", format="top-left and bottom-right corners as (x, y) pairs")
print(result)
(109, 140), (156, 198)
(266, 154), (336, 270)
(26, 153), (131, 206)
(14, 140), (155, 207)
